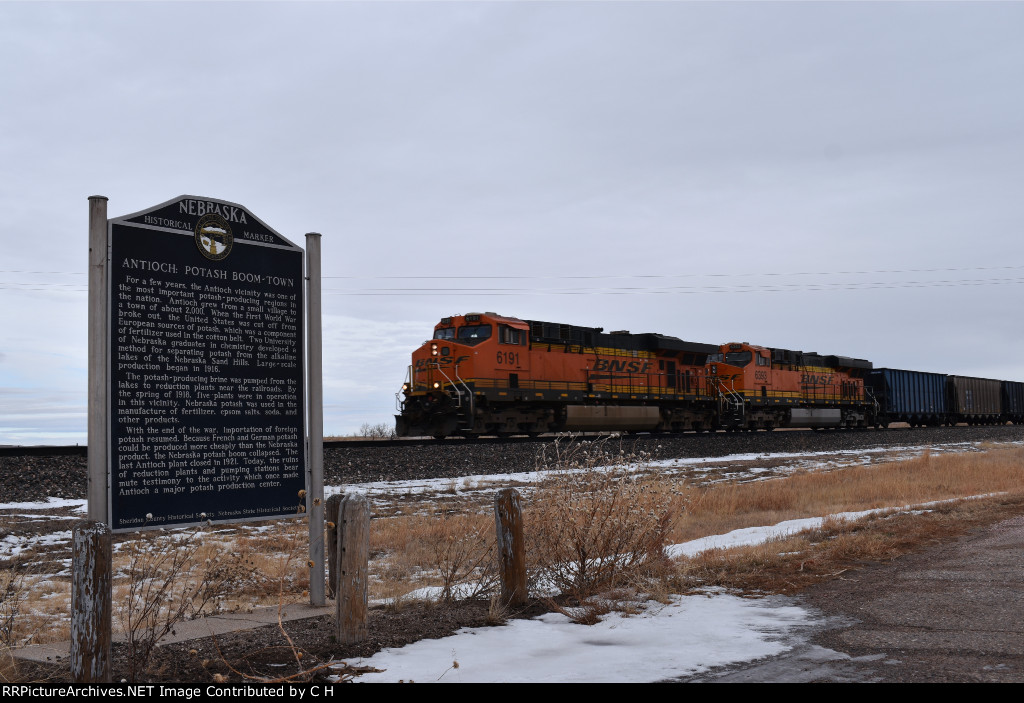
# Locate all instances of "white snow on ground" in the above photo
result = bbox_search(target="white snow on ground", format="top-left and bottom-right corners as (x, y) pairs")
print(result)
(349, 592), (809, 683)
(1, 529), (73, 558)
(342, 519), (827, 683)
(0, 496), (86, 513)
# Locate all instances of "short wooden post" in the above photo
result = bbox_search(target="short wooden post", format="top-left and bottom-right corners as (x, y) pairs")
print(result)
(494, 488), (527, 607)
(71, 520), (112, 683)
(335, 494), (370, 644)
(325, 494), (342, 599)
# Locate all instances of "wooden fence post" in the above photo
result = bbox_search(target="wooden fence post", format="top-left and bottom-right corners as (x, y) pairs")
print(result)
(494, 488), (527, 607)
(335, 494), (369, 644)
(71, 520), (112, 683)
(325, 494), (342, 599)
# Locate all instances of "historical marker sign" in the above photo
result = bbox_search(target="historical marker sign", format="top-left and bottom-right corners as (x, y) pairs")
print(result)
(108, 195), (305, 531)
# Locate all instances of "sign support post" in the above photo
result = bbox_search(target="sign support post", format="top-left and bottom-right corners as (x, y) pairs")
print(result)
(77, 195), (112, 682)
(87, 195), (109, 522)
(306, 232), (325, 606)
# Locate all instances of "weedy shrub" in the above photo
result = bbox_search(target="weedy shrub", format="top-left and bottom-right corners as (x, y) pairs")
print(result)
(0, 562), (25, 650)
(486, 594), (509, 626)
(374, 510), (497, 603)
(427, 512), (497, 602)
(228, 519), (311, 602)
(114, 525), (257, 682)
(0, 649), (14, 684)
(527, 439), (687, 606)
(0, 562), (27, 683)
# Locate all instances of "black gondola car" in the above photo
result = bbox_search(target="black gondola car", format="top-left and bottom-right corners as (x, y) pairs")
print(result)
(865, 368), (948, 427)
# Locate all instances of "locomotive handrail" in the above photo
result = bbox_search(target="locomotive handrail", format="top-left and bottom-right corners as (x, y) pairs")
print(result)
(453, 363), (474, 420)
(396, 365), (413, 411)
(710, 376), (745, 424)
(431, 362), (464, 408)
(864, 386), (881, 420)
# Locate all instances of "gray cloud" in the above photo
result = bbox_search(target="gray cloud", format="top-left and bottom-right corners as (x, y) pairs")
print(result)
(2, 2), (1022, 441)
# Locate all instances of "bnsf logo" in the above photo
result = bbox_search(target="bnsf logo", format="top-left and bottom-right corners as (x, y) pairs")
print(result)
(593, 359), (653, 373)
(416, 355), (470, 369)
(801, 373), (834, 385)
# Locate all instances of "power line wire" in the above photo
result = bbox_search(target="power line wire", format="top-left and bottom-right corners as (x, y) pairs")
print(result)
(325, 277), (1024, 296)
(3, 266), (1022, 296)
(323, 264), (1024, 280)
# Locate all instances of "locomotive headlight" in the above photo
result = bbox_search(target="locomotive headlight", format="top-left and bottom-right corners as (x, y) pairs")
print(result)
(433, 382), (441, 389)
(711, 365), (717, 374)
(402, 383), (409, 392)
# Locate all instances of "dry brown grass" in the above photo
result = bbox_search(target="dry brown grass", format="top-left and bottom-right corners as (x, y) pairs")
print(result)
(369, 509), (496, 604)
(661, 447), (1024, 595)
(672, 494), (1024, 594)
(670, 446), (1024, 544)
(0, 562), (71, 652)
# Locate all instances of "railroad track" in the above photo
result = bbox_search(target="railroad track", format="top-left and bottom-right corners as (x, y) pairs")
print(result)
(2, 423), (1022, 458)
(0, 434), (558, 458)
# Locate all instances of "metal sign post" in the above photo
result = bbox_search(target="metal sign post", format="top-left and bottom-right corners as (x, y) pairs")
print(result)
(305, 232), (325, 606)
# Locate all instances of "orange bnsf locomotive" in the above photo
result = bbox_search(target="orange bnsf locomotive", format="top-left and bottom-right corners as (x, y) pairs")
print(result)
(706, 343), (873, 429)
(395, 312), (877, 438)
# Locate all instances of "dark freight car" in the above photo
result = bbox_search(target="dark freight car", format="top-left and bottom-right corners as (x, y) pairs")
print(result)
(1002, 381), (1024, 424)
(948, 375), (1002, 424)
(865, 368), (948, 427)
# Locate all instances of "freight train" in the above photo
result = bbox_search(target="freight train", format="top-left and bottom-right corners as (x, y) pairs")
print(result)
(395, 312), (1024, 438)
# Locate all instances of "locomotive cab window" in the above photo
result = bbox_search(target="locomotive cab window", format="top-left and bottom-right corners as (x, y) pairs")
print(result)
(457, 325), (492, 346)
(757, 353), (770, 367)
(724, 351), (752, 367)
(499, 326), (524, 345)
(435, 327), (456, 340)
(707, 353), (724, 363)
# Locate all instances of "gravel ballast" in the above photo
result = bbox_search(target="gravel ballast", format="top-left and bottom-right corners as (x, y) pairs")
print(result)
(2, 425), (1022, 504)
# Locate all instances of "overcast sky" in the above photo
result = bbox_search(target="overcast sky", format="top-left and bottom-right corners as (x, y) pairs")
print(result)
(2, 1), (1023, 444)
